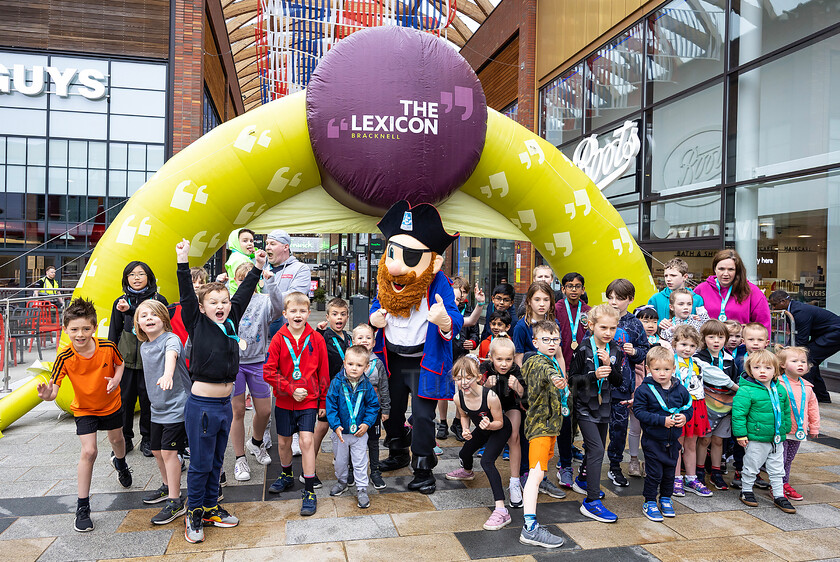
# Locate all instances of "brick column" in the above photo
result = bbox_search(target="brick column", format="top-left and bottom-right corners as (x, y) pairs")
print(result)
(171, 0), (204, 155)
(517, 0), (537, 132)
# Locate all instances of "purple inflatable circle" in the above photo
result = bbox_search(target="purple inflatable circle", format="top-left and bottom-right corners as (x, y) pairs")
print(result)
(306, 26), (487, 214)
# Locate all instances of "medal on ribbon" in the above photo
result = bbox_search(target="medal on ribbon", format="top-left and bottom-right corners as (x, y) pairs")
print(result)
(284, 334), (311, 383)
(716, 280), (732, 323)
(795, 429), (806, 440)
(566, 299), (582, 352)
(343, 382), (364, 435)
(591, 336), (608, 405)
(782, 374), (808, 442)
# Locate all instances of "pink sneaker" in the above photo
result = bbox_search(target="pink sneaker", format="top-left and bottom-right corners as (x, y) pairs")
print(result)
(445, 468), (475, 481)
(483, 508), (511, 530)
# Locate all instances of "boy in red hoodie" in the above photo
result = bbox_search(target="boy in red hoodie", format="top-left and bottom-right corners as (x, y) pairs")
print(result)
(263, 292), (329, 516)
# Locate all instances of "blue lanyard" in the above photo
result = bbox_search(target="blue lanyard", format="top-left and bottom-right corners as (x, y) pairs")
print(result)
(648, 334), (659, 345)
(711, 351), (724, 368)
(283, 334), (311, 379)
(216, 319), (243, 348)
(539, 352), (569, 415)
(782, 375), (806, 434)
(767, 381), (782, 442)
(675, 355), (694, 387)
(731, 348), (740, 363)
(647, 383), (692, 416)
(342, 382), (364, 431)
(716, 279), (732, 321)
(367, 357), (377, 377)
(590, 336), (609, 397)
(332, 337), (345, 360)
(564, 299), (582, 343)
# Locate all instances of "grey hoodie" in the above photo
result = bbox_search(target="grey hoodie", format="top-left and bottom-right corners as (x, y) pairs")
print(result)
(238, 281), (284, 364)
(367, 352), (391, 416)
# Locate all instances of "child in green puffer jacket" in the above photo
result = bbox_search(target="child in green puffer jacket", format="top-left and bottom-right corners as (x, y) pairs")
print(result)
(732, 349), (795, 514)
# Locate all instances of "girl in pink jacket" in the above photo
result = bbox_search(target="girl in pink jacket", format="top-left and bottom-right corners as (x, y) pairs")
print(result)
(777, 346), (821, 501)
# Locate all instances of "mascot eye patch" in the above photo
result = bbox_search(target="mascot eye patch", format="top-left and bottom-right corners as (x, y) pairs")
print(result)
(387, 241), (433, 268)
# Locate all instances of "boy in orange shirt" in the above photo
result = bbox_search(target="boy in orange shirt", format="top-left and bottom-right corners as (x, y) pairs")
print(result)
(38, 298), (131, 533)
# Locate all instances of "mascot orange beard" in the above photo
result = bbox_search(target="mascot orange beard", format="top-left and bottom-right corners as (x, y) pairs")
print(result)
(376, 253), (436, 318)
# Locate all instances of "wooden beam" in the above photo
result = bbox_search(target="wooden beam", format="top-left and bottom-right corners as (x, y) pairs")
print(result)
(455, 1), (485, 24)
(226, 12), (255, 33)
(232, 37), (255, 56)
(224, 0), (257, 19)
(236, 54), (258, 72)
(474, 0), (494, 17)
(449, 16), (473, 44)
(229, 24), (257, 43)
(207, 0), (246, 115)
(234, 45), (256, 63)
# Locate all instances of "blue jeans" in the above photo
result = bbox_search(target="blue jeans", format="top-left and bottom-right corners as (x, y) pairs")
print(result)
(185, 393), (233, 510)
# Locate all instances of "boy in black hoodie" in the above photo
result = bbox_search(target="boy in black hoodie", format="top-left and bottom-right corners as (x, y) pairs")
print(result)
(176, 239), (265, 543)
(633, 347), (692, 522)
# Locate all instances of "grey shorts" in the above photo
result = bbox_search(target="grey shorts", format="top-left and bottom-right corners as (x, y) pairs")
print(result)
(707, 409), (732, 438)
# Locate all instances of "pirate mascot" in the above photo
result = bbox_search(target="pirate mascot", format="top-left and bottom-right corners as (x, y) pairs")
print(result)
(370, 201), (462, 494)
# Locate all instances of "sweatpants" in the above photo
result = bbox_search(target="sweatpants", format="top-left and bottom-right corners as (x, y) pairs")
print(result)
(579, 418), (609, 501)
(641, 436), (680, 502)
(628, 411), (641, 458)
(383, 351), (437, 458)
(782, 439), (801, 484)
(742, 440), (784, 497)
(557, 413), (574, 468)
(185, 393), (232, 510)
(519, 418), (530, 475)
(459, 416), (512, 502)
(333, 432), (370, 488)
(121, 366), (151, 443)
(367, 415), (381, 471)
(607, 401), (630, 469)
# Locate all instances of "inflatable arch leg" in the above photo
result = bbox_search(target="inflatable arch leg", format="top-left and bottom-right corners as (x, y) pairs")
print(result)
(0, 91), (653, 431)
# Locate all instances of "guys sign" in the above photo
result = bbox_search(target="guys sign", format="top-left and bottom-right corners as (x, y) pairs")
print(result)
(306, 26), (488, 214)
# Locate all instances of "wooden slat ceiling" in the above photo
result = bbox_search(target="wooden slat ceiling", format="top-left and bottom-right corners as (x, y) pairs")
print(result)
(224, 0), (492, 112)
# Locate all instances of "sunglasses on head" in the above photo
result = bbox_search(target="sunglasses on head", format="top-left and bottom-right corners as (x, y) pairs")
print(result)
(386, 241), (433, 268)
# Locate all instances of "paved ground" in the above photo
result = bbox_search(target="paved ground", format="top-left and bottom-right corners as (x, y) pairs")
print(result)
(3, 319), (840, 561)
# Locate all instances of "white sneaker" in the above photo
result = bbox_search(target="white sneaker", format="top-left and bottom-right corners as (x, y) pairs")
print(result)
(291, 433), (302, 457)
(509, 479), (524, 508)
(263, 427), (272, 450)
(246, 438), (272, 466)
(234, 456), (251, 481)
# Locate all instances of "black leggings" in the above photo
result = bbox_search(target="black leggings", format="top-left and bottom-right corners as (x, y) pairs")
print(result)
(459, 416), (512, 502)
(578, 419), (608, 501)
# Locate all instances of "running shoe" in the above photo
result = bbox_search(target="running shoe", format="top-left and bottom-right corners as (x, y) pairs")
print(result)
(445, 468), (475, 481)
(519, 523), (565, 548)
(643, 501), (663, 522)
(580, 499), (617, 523)
(483, 508), (512, 530)
(685, 478), (713, 497)
(74, 504), (94, 532)
(152, 498), (186, 525)
(783, 483), (803, 501)
(659, 497), (676, 517)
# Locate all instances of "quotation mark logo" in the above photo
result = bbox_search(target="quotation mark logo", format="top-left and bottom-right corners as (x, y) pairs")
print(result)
(233, 126), (271, 153)
(612, 228), (633, 256)
(565, 190), (591, 219)
(440, 86), (474, 120)
(519, 140), (546, 169)
(115, 215), (152, 245)
(479, 172), (509, 199)
(170, 181), (208, 212)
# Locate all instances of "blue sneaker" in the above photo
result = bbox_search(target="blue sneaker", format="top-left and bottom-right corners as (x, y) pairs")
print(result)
(580, 499), (617, 523)
(659, 497), (676, 518)
(557, 467), (574, 489)
(476, 447), (485, 458)
(571, 447), (584, 462)
(502, 445), (510, 461)
(571, 476), (604, 499)
(300, 490), (317, 516)
(643, 501), (663, 522)
(268, 473), (294, 494)
(434, 445), (443, 456)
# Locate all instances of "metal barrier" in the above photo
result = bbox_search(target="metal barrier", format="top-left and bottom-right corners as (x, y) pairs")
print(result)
(1, 290), (74, 393)
(770, 309), (797, 348)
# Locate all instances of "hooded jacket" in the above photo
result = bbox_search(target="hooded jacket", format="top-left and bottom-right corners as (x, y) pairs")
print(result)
(780, 375), (820, 437)
(568, 340), (624, 423)
(633, 375), (693, 444)
(615, 312), (649, 400)
(732, 375), (792, 442)
(647, 287), (704, 326)
(237, 282), (284, 364)
(325, 370), (380, 432)
(263, 323), (330, 411)
(108, 261), (168, 369)
(521, 353), (564, 440)
(225, 229), (255, 296)
(694, 275), (771, 333)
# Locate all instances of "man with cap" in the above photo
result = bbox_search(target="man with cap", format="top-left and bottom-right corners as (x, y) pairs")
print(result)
(265, 230), (312, 340)
(370, 200), (462, 494)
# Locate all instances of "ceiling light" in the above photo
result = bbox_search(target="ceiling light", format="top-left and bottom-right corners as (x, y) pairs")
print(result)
(798, 235), (812, 238)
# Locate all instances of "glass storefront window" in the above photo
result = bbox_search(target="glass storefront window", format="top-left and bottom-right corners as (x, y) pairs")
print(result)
(731, 0), (840, 66)
(734, 32), (840, 181)
(650, 81), (723, 195)
(646, 191), (721, 240)
(540, 63), (584, 147)
(617, 205), (640, 238)
(587, 23), (645, 131)
(647, 0), (726, 103)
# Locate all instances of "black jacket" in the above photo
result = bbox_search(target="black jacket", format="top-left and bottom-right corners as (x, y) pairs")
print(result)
(789, 300), (840, 348)
(454, 303), (480, 360)
(568, 342), (624, 423)
(177, 262), (260, 384)
(318, 326), (351, 379)
(108, 263), (168, 369)
(480, 360), (527, 411)
(633, 376), (693, 445)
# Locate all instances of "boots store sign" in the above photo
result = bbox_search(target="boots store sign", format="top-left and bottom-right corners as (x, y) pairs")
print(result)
(572, 121), (640, 190)
(0, 63), (107, 100)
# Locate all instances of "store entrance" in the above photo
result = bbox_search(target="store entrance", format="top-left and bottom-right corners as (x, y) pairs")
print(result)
(649, 249), (720, 292)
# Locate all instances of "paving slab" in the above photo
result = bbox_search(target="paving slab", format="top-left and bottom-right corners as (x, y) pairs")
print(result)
(346, 532), (470, 562)
(532, 545), (659, 561)
(223, 542), (346, 562)
(748, 503), (840, 531)
(643, 535), (782, 561)
(38, 528), (172, 561)
(743, 528), (840, 562)
(559, 516), (684, 549)
(455, 524), (578, 559)
(0, 509), (127, 540)
(285, 513), (397, 544)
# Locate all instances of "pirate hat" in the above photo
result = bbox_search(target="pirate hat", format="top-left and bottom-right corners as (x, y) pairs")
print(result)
(377, 200), (459, 254)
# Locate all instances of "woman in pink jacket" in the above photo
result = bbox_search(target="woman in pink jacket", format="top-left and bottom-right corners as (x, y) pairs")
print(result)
(694, 250), (771, 333)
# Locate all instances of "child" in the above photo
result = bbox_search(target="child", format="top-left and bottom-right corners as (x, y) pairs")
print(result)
(326, 345), (380, 509)
(480, 283), (517, 342)
(512, 282), (556, 366)
(636, 305), (668, 348)
(694, 320), (739, 491)
(518, 266), (561, 317)
(569, 305), (623, 522)
(135, 300), (191, 524)
(263, 292), (330, 517)
(660, 289), (710, 342)
(446, 356), (513, 531)
(313, 297), (352, 487)
(671, 325), (713, 498)
(352, 323), (391, 489)
(554, 272), (591, 370)
(229, 262), (284, 482)
(191, 267), (209, 291)
(605, 279), (649, 487)
(38, 298), (130, 533)
(478, 309), (512, 361)
(224, 228), (256, 295)
(519, 321), (568, 547)
(480, 337), (527, 507)
(724, 320), (745, 371)
(632, 347), (692, 521)
(733, 350), (796, 513)
(176, 239), (264, 543)
(777, 346), (820, 501)
(648, 258), (704, 327)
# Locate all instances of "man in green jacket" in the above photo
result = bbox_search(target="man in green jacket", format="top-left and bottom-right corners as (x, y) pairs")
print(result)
(732, 350), (795, 513)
